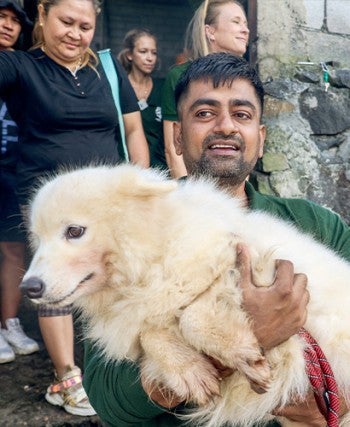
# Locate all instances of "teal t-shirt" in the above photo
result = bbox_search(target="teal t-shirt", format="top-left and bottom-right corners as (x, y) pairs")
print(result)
(83, 182), (350, 426)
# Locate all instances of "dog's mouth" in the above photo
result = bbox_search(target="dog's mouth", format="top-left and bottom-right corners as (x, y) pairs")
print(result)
(44, 272), (95, 306)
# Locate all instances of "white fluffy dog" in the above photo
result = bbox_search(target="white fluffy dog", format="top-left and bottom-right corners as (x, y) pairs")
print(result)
(21, 164), (350, 427)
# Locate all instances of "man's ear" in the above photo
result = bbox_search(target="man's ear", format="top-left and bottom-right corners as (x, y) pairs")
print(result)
(173, 121), (183, 155)
(258, 124), (266, 158)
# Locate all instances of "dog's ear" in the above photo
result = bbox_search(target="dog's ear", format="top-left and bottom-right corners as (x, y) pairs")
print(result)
(113, 165), (178, 198)
(130, 178), (178, 198)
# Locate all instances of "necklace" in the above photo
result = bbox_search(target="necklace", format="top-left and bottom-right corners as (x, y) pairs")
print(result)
(129, 76), (152, 101)
(68, 57), (82, 77)
(41, 45), (82, 76)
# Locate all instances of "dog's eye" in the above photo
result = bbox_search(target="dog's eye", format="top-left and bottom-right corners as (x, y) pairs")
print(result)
(66, 225), (86, 239)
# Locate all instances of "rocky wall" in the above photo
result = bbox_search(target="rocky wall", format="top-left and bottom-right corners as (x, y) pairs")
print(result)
(255, 0), (350, 223)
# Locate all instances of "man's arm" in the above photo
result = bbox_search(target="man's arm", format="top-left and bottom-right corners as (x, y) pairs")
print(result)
(146, 243), (309, 408)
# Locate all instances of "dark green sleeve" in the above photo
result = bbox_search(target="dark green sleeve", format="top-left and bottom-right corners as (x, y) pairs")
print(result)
(83, 342), (282, 427)
(83, 340), (184, 427)
(314, 206), (350, 261)
(246, 182), (350, 261)
(161, 63), (189, 122)
(290, 200), (350, 261)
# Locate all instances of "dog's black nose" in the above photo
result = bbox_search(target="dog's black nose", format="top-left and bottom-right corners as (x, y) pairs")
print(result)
(20, 277), (45, 299)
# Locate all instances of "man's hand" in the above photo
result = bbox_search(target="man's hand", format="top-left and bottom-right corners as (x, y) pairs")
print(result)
(274, 391), (349, 426)
(273, 392), (327, 427)
(237, 243), (309, 350)
(142, 243), (310, 408)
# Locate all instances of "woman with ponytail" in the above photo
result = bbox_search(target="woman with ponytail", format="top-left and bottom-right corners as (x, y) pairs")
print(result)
(118, 28), (166, 170)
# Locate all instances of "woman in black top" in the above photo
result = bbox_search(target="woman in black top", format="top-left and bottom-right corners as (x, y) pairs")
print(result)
(0, 0), (149, 417)
(0, 0), (39, 365)
(118, 28), (166, 170)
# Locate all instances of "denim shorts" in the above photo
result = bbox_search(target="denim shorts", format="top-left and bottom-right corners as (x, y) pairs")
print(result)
(0, 169), (26, 242)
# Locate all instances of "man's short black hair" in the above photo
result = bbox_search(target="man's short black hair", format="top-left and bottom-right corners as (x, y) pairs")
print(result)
(175, 52), (264, 116)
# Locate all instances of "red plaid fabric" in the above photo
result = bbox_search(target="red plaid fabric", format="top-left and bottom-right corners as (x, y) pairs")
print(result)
(299, 328), (340, 427)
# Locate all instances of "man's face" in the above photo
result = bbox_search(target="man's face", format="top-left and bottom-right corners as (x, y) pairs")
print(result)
(174, 79), (266, 185)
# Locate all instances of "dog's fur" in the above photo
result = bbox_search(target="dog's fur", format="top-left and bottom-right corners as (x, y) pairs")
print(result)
(22, 164), (350, 426)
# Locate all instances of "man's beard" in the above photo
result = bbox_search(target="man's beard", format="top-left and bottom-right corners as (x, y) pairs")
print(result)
(185, 134), (258, 186)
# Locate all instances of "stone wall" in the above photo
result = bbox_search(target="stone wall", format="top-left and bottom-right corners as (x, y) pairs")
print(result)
(255, 0), (350, 223)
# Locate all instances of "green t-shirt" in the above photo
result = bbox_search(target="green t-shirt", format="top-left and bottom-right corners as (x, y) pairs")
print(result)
(161, 62), (190, 122)
(83, 181), (350, 426)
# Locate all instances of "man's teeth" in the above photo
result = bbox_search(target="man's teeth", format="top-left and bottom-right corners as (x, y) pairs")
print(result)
(211, 144), (237, 149)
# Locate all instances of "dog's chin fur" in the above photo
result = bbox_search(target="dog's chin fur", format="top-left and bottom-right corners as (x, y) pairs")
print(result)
(23, 164), (350, 427)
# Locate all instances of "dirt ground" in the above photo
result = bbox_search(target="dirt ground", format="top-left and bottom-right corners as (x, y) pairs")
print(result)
(0, 300), (103, 427)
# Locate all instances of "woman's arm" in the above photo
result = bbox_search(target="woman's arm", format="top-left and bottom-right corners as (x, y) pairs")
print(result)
(163, 120), (187, 179)
(123, 110), (150, 168)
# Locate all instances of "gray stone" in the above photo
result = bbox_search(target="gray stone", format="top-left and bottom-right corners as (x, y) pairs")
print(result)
(262, 152), (289, 172)
(329, 69), (350, 89)
(264, 97), (295, 119)
(295, 70), (320, 84)
(269, 170), (305, 198)
(299, 87), (350, 134)
(312, 134), (343, 151)
(264, 79), (309, 99)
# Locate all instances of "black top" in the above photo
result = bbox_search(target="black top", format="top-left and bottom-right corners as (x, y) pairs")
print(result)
(0, 48), (139, 204)
(140, 78), (166, 169)
(0, 99), (19, 171)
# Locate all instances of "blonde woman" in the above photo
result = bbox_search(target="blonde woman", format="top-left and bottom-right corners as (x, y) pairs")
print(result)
(0, 0), (149, 416)
(162, 0), (249, 178)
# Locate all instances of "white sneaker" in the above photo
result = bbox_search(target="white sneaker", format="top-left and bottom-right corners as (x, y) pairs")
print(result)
(1, 318), (39, 355)
(0, 331), (15, 363)
(45, 365), (96, 416)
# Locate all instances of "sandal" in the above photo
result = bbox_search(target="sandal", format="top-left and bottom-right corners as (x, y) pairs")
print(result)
(45, 365), (96, 416)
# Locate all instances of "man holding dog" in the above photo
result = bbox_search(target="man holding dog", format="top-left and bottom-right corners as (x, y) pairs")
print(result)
(83, 53), (350, 426)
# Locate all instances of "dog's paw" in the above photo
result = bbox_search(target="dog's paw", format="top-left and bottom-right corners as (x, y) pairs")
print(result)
(142, 355), (221, 406)
(166, 358), (221, 405)
(251, 248), (277, 288)
(238, 355), (271, 394)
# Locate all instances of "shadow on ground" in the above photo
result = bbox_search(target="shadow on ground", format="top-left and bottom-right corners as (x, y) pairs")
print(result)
(0, 299), (102, 427)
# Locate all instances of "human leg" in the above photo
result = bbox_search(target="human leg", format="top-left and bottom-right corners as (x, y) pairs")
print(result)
(0, 241), (24, 323)
(38, 313), (75, 378)
(0, 168), (39, 361)
(38, 307), (96, 416)
(0, 242), (40, 357)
